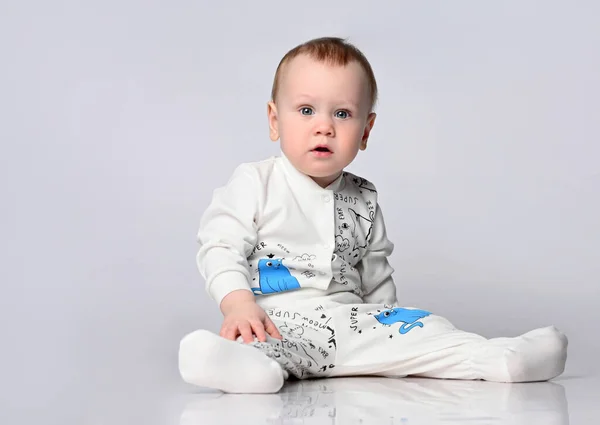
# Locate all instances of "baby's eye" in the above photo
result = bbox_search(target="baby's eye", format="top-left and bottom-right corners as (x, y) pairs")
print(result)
(335, 110), (350, 119)
(300, 107), (314, 116)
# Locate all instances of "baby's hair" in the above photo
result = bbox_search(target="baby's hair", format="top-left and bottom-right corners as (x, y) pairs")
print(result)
(270, 36), (378, 111)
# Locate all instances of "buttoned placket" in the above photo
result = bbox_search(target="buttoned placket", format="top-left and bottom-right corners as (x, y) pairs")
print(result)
(278, 152), (345, 287)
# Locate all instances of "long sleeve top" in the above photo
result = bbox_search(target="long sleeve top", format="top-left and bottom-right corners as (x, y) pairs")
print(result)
(196, 152), (398, 310)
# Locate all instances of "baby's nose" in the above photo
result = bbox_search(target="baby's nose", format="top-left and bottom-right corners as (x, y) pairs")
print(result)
(313, 118), (335, 137)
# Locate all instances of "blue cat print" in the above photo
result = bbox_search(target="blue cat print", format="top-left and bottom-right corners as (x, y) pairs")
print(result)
(374, 308), (432, 334)
(251, 258), (301, 295)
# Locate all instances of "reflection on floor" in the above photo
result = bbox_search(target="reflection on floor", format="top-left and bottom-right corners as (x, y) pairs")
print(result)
(180, 375), (578, 425)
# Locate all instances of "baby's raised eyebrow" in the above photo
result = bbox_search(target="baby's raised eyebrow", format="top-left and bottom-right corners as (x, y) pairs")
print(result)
(338, 102), (360, 110)
(294, 95), (360, 109)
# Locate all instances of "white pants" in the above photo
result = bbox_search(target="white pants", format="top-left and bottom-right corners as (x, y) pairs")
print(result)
(250, 303), (565, 382)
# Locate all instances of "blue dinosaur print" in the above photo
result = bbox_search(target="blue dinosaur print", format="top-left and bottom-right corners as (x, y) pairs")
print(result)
(374, 308), (432, 334)
(251, 258), (301, 295)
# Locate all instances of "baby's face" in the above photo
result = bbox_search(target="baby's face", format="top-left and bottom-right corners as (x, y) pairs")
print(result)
(268, 54), (376, 187)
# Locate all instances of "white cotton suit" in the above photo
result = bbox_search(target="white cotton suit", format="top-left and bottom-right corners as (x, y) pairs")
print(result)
(182, 153), (568, 385)
(196, 152), (397, 309)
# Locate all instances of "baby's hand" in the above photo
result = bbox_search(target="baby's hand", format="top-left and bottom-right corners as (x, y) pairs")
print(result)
(219, 289), (283, 343)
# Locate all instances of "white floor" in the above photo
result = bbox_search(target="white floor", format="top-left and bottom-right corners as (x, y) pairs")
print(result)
(172, 374), (598, 425)
(3, 359), (598, 425)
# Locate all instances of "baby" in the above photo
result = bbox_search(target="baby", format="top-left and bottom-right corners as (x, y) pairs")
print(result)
(179, 37), (568, 393)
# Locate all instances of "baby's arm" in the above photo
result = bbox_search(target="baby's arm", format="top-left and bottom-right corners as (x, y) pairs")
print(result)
(357, 203), (399, 305)
(197, 164), (282, 342)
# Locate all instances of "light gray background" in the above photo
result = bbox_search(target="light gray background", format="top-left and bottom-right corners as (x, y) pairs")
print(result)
(1, 1), (598, 424)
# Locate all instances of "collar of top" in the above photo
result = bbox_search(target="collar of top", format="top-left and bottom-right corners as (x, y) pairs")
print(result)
(279, 150), (346, 194)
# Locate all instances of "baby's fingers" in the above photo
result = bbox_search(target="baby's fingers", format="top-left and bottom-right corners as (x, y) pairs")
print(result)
(238, 322), (254, 344)
(251, 320), (267, 343)
(220, 323), (239, 341)
(264, 317), (282, 340)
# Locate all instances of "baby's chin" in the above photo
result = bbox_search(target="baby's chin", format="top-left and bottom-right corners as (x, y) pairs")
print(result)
(300, 165), (342, 178)
(299, 160), (345, 175)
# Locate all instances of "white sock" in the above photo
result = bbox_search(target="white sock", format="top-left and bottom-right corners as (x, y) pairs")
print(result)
(179, 330), (285, 393)
(504, 326), (568, 382)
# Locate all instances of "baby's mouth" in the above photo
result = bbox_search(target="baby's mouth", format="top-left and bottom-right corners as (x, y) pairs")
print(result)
(312, 146), (332, 153)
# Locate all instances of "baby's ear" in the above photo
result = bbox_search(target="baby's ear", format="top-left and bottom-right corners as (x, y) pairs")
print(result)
(360, 112), (377, 150)
(267, 101), (280, 141)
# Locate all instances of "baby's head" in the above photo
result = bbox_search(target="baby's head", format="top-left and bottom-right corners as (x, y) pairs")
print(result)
(267, 37), (378, 188)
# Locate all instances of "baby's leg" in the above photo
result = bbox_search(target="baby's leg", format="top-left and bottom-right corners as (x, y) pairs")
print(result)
(411, 325), (568, 382)
(251, 306), (339, 380)
(178, 329), (286, 393)
(331, 305), (567, 382)
(178, 306), (338, 393)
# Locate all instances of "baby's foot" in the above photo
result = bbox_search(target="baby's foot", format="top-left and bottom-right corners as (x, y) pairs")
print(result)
(179, 330), (285, 393)
(504, 326), (568, 382)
